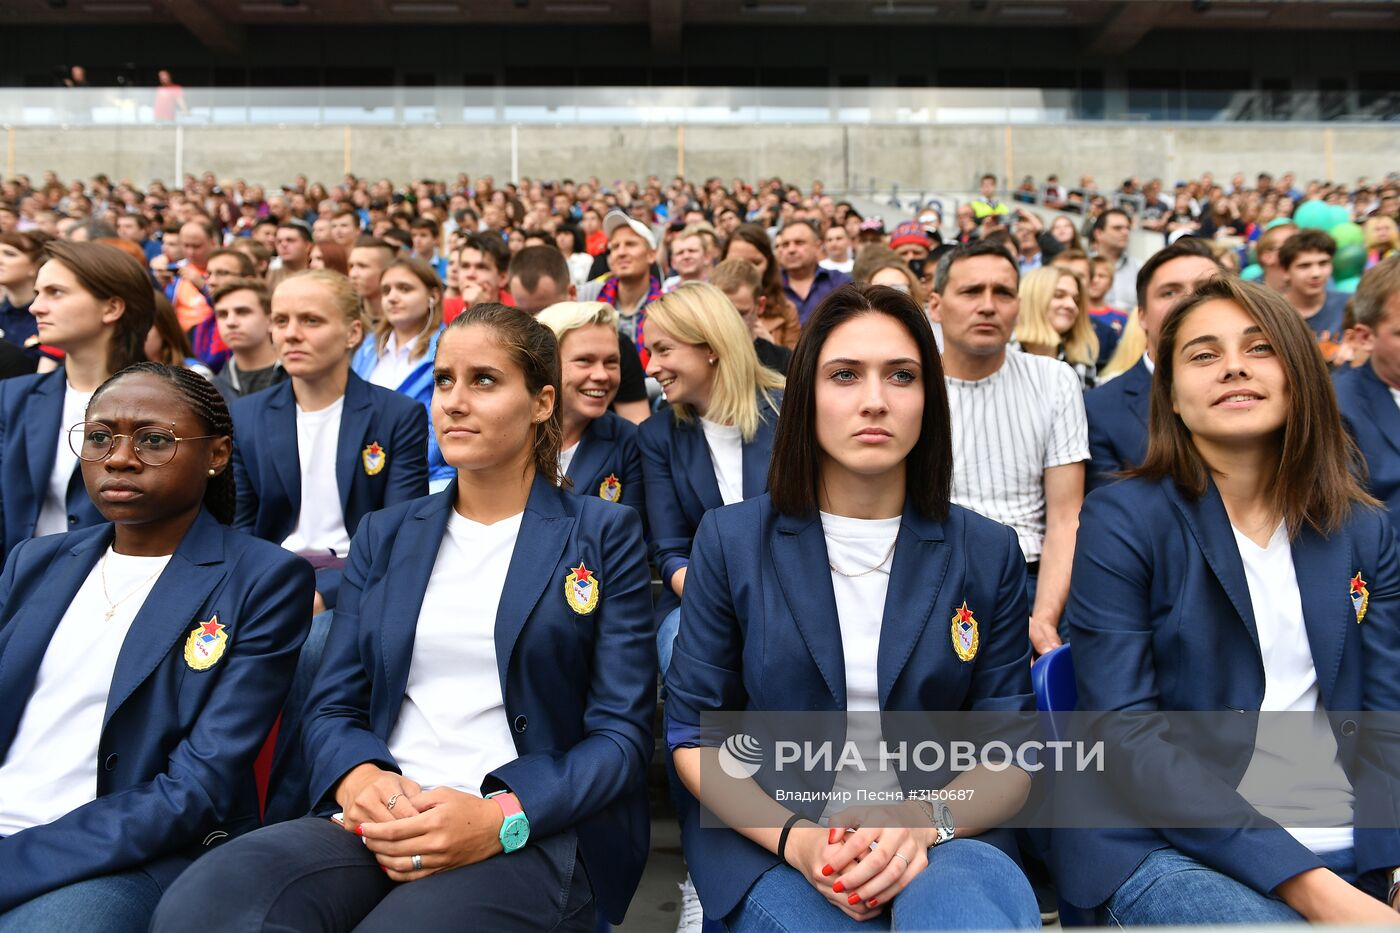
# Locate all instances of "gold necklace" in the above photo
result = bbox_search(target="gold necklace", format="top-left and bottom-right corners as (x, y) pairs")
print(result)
(827, 539), (898, 578)
(99, 552), (166, 622)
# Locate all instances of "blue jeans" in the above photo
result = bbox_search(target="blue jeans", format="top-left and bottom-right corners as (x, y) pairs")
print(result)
(0, 870), (162, 933)
(727, 838), (1040, 932)
(1103, 846), (1364, 926)
(658, 606), (681, 681)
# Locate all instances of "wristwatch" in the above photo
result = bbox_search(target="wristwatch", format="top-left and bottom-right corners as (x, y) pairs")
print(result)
(1387, 867), (1400, 908)
(916, 800), (956, 846)
(486, 791), (530, 853)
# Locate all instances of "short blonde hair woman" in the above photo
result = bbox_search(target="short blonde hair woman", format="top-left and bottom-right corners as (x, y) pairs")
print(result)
(534, 301), (647, 524)
(1014, 265), (1099, 388)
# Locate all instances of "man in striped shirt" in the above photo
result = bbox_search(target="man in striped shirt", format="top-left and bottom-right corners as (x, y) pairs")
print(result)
(929, 240), (1089, 656)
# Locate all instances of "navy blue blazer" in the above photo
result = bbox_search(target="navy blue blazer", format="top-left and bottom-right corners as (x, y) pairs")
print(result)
(1084, 358), (1150, 492)
(230, 371), (428, 607)
(636, 392), (780, 618)
(0, 369), (104, 562)
(1055, 476), (1400, 909)
(0, 510), (313, 911)
(565, 410), (647, 532)
(666, 496), (1034, 920)
(1336, 362), (1400, 536)
(299, 476), (656, 925)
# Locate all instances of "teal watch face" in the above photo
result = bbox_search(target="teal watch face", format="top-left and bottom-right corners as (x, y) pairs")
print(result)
(500, 812), (530, 852)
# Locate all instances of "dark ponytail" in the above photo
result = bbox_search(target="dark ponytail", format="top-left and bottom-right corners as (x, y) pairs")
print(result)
(90, 362), (237, 524)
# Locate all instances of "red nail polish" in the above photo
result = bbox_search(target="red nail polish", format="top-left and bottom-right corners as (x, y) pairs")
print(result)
(867, 899), (879, 908)
(822, 865), (833, 877)
(847, 894), (861, 905)
(828, 828), (839, 845)
(355, 825), (364, 836)
(833, 881), (845, 894)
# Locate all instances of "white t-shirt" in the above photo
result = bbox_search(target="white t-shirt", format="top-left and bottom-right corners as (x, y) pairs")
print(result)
(700, 418), (744, 506)
(388, 509), (522, 793)
(559, 441), (580, 478)
(34, 384), (95, 538)
(819, 258), (855, 274)
(820, 512), (900, 712)
(280, 397), (352, 558)
(821, 511), (903, 812)
(945, 350), (1088, 561)
(0, 548), (171, 835)
(1232, 523), (1355, 854)
(368, 331), (427, 392)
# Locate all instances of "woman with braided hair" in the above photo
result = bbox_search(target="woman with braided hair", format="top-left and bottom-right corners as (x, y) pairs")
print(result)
(0, 362), (314, 931)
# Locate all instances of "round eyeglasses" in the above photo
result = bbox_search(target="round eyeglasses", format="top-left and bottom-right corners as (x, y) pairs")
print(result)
(68, 421), (219, 467)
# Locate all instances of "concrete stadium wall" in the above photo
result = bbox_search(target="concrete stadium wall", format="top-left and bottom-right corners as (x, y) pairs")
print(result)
(6, 122), (1397, 189)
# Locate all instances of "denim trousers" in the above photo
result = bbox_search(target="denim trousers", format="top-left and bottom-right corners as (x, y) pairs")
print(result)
(727, 838), (1041, 933)
(0, 870), (162, 933)
(1103, 845), (1369, 926)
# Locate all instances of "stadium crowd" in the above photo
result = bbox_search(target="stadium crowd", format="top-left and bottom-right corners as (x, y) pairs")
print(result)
(1, 164), (1400, 932)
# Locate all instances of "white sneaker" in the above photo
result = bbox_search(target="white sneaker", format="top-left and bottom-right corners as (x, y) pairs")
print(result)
(676, 875), (704, 933)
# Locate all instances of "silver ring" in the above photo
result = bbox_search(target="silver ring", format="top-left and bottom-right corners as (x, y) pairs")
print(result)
(893, 852), (911, 868)
(411, 854), (423, 871)
(386, 794), (400, 811)
(868, 841), (879, 851)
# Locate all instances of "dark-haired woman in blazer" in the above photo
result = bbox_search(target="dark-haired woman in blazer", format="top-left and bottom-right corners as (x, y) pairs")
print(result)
(0, 363), (312, 931)
(637, 282), (784, 672)
(230, 270), (428, 613)
(667, 284), (1040, 931)
(536, 300), (646, 529)
(1056, 277), (1400, 924)
(154, 304), (655, 933)
(0, 241), (155, 563)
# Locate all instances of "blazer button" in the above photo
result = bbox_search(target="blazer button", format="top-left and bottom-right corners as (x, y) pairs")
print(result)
(513, 715), (528, 734)
(104, 753), (119, 771)
(68, 515), (78, 525)
(1341, 719), (1358, 736)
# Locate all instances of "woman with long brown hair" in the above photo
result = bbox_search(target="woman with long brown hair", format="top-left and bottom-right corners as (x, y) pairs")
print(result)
(722, 223), (801, 349)
(155, 304), (655, 933)
(1055, 277), (1400, 924)
(0, 241), (154, 562)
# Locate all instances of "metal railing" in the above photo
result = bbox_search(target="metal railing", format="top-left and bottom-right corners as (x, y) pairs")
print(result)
(4, 86), (1399, 127)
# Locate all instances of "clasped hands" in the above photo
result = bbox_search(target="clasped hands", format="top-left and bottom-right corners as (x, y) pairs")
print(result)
(333, 763), (505, 882)
(783, 803), (938, 922)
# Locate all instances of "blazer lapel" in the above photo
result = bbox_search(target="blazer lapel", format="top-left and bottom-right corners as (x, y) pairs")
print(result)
(676, 418), (723, 511)
(26, 371), (68, 507)
(379, 492), (453, 701)
(1166, 481), (1262, 657)
(1123, 359), (1152, 430)
(336, 373), (375, 515)
(494, 475), (573, 688)
(1291, 525), (1353, 709)
(566, 416), (612, 486)
(876, 505), (951, 706)
(0, 529), (106, 748)
(771, 512), (846, 706)
(102, 511), (228, 729)
(1359, 364), (1400, 460)
(265, 383), (301, 508)
(741, 397), (778, 499)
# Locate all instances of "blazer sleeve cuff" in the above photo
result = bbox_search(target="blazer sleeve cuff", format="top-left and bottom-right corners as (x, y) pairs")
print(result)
(659, 556), (689, 588)
(1165, 828), (1323, 897)
(308, 733), (399, 811)
(314, 567), (342, 610)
